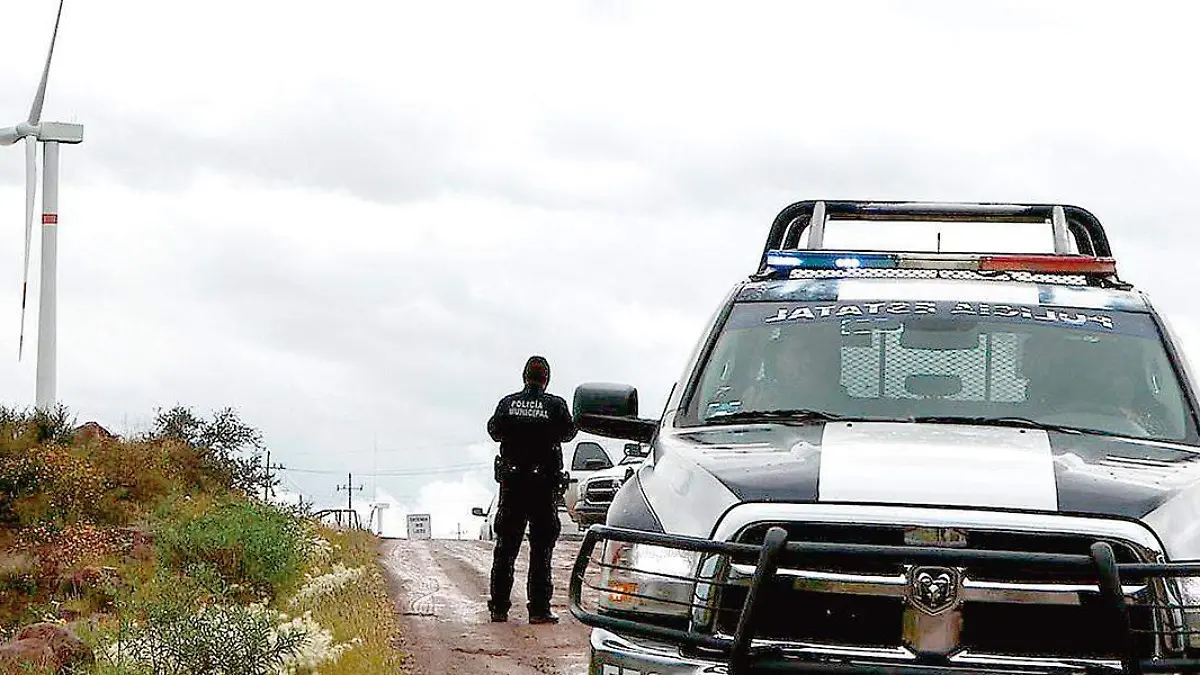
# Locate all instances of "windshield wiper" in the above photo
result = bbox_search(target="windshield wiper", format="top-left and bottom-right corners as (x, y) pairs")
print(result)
(705, 409), (897, 426)
(908, 415), (1127, 438)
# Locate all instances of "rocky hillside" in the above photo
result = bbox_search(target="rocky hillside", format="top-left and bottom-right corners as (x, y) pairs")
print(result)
(0, 405), (405, 674)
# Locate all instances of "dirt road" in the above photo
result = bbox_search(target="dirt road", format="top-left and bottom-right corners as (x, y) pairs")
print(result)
(381, 535), (593, 675)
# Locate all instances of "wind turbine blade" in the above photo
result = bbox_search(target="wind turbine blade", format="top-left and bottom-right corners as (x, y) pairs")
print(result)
(28, 0), (65, 125)
(19, 138), (36, 360)
(0, 127), (19, 146)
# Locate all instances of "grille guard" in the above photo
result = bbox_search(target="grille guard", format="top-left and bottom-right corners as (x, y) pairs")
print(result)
(568, 524), (1200, 675)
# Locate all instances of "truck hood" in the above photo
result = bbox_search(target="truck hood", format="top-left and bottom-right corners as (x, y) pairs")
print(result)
(669, 421), (1200, 520)
(585, 462), (642, 483)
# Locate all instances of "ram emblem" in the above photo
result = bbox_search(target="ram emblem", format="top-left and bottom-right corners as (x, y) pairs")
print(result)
(907, 566), (961, 615)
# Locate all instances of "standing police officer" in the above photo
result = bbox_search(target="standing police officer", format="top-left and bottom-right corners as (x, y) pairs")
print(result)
(486, 355), (577, 624)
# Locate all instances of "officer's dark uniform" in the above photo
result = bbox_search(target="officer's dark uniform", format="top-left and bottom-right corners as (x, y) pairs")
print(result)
(486, 355), (577, 624)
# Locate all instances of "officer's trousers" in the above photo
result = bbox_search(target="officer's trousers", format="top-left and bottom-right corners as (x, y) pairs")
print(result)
(488, 475), (561, 616)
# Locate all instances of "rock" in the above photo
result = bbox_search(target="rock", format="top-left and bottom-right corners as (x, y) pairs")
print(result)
(0, 638), (54, 673)
(72, 421), (116, 443)
(0, 623), (93, 673)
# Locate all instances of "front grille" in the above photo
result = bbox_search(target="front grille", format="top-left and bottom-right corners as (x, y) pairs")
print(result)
(710, 521), (1157, 661)
(584, 479), (619, 505)
(960, 600), (1151, 659)
(735, 522), (1144, 582)
(718, 583), (905, 648)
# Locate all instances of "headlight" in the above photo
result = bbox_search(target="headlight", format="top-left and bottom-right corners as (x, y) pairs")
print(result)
(1174, 577), (1200, 649)
(598, 540), (699, 619)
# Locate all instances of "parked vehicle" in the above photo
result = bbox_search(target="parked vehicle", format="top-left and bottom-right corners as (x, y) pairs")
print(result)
(572, 443), (649, 528)
(475, 436), (641, 537)
(472, 492), (498, 541)
(562, 436), (618, 524)
(567, 200), (1200, 675)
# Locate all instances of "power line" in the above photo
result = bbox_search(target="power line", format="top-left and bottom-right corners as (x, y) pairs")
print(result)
(371, 463), (492, 476)
(284, 439), (493, 457)
(281, 462), (489, 477)
(278, 474), (312, 502)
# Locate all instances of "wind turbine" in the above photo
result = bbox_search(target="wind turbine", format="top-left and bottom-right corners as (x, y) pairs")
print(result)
(0, 0), (83, 411)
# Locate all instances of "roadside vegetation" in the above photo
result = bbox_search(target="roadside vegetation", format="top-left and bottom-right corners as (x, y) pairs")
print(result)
(0, 404), (406, 674)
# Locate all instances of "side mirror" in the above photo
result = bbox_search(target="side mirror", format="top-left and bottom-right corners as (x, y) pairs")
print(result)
(573, 382), (658, 443)
(471, 507), (486, 517)
(624, 442), (649, 458)
(573, 382), (639, 418)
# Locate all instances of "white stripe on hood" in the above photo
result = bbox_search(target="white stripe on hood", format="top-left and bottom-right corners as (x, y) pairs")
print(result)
(817, 422), (1059, 510)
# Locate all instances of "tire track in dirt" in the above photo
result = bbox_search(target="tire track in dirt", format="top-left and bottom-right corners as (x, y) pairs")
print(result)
(382, 538), (591, 675)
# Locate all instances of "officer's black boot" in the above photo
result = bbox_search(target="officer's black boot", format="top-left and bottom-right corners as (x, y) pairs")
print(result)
(526, 548), (557, 624)
(488, 532), (519, 623)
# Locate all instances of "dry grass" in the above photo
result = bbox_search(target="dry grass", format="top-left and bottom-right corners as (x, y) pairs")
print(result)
(278, 527), (409, 674)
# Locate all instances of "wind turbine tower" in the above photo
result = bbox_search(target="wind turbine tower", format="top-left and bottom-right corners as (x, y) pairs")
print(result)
(0, 0), (83, 411)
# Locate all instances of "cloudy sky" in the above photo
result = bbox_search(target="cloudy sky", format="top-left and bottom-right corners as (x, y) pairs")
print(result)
(1, 0), (1198, 536)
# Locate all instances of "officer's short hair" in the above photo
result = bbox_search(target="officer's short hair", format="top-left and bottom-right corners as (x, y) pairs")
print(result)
(524, 355), (550, 386)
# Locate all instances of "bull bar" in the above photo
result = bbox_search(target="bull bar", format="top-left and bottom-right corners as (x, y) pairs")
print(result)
(568, 524), (1200, 675)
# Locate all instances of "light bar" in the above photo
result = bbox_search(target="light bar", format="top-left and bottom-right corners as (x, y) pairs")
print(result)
(761, 249), (1117, 276)
(979, 254), (1117, 274)
(763, 251), (898, 270)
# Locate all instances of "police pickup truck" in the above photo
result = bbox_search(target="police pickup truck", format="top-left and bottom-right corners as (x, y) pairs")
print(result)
(568, 200), (1200, 675)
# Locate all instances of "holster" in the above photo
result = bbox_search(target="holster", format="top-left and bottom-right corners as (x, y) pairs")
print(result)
(494, 455), (517, 483)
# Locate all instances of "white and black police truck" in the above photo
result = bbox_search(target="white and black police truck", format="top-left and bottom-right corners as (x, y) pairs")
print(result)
(568, 200), (1200, 675)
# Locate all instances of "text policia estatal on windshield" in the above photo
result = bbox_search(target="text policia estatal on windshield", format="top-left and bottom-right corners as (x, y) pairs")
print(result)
(748, 301), (1126, 333)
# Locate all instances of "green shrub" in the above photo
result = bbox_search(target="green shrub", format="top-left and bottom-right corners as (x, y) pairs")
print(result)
(98, 591), (311, 675)
(141, 406), (272, 496)
(0, 448), (106, 528)
(0, 403), (77, 446)
(0, 404), (273, 532)
(155, 499), (309, 598)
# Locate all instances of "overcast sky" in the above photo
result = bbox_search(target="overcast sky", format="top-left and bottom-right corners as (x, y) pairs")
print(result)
(1, 0), (1198, 536)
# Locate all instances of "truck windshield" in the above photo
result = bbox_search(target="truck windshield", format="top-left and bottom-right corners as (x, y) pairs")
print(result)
(685, 298), (1196, 443)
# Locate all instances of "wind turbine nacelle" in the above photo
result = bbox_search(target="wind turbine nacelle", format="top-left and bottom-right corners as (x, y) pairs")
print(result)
(37, 122), (83, 144)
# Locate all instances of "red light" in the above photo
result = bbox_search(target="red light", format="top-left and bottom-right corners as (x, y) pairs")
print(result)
(978, 255), (1117, 274)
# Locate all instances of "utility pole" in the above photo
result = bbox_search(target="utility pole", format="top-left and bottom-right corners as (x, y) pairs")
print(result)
(336, 472), (363, 522)
(262, 448), (285, 501)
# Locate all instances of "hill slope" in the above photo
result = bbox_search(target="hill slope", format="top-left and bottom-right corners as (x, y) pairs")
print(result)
(0, 404), (406, 674)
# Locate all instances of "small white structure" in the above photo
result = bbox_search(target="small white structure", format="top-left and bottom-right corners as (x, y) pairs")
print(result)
(406, 513), (432, 540)
(368, 502), (390, 535)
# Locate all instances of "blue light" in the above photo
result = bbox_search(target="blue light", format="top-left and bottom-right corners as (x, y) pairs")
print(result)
(763, 250), (899, 271)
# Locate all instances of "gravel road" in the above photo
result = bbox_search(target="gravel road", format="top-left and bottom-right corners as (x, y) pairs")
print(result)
(381, 535), (594, 675)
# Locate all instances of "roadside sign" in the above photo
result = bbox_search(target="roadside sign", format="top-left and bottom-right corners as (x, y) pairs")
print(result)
(407, 513), (432, 540)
